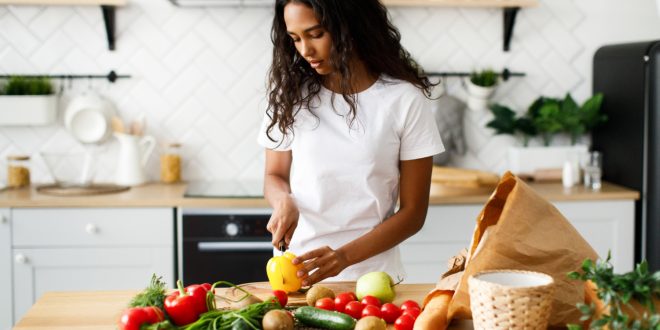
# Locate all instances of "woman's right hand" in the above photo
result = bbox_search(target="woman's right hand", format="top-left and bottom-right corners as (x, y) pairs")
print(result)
(266, 195), (299, 250)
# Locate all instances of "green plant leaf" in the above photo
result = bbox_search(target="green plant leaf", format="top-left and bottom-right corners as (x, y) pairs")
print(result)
(486, 104), (517, 135)
(580, 93), (607, 130)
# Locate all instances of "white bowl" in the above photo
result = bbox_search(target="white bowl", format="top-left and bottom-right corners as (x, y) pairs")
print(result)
(64, 93), (116, 144)
(40, 152), (96, 187)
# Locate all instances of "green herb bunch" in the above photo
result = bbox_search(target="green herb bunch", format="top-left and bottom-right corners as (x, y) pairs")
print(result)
(1, 76), (53, 95)
(470, 69), (498, 87)
(486, 93), (606, 146)
(129, 274), (168, 312)
(567, 253), (660, 330)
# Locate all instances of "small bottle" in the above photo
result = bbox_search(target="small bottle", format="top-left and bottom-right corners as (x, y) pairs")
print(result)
(160, 143), (181, 183)
(7, 155), (31, 188)
(562, 160), (574, 189)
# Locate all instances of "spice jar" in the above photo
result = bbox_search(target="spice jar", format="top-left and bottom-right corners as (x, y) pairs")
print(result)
(160, 143), (181, 183)
(7, 155), (30, 188)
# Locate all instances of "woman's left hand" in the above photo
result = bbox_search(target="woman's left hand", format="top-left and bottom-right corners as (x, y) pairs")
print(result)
(292, 246), (350, 286)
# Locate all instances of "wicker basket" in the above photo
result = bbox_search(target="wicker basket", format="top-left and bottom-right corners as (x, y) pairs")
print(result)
(468, 269), (555, 330)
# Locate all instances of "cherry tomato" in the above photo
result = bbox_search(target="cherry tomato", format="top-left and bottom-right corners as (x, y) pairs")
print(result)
(315, 297), (335, 311)
(380, 303), (401, 323)
(394, 314), (415, 330)
(343, 301), (365, 319)
(361, 304), (382, 319)
(272, 290), (288, 307)
(402, 307), (420, 320)
(334, 292), (356, 313)
(399, 300), (420, 312)
(346, 292), (358, 301)
(360, 295), (381, 307)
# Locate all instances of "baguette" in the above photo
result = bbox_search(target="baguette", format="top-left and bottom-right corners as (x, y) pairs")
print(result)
(414, 290), (453, 330)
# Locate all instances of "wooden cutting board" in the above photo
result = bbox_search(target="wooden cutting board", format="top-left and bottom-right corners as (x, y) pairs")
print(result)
(215, 281), (433, 307)
(219, 282), (357, 307)
(430, 166), (500, 197)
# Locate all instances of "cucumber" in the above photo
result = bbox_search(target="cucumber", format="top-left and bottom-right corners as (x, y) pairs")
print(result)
(294, 306), (356, 330)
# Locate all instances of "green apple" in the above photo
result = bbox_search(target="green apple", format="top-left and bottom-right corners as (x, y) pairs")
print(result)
(355, 271), (396, 303)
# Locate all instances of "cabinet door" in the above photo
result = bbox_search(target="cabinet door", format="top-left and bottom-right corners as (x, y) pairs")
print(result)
(0, 209), (11, 330)
(400, 205), (482, 283)
(554, 200), (635, 273)
(12, 247), (174, 323)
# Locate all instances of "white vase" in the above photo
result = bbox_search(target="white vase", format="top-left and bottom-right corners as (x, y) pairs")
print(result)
(0, 95), (57, 125)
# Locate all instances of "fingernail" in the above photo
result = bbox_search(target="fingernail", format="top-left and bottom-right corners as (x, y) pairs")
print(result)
(297, 271), (304, 277)
(302, 281), (308, 286)
(292, 258), (300, 264)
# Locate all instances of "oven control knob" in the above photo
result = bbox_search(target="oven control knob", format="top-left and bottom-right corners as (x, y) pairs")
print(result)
(225, 223), (239, 237)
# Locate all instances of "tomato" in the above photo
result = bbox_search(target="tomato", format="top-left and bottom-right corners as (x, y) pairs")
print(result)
(394, 314), (415, 330)
(346, 292), (358, 301)
(361, 304), (382, 319)
(402, 307), (420, 320)
(360, 295), (381, 307)
(380, 303), (401, 323)
(334, 292), (356, 313)
(272, 290), (288, 307)
(399, 300), (420, 312)
(343, 301), (365, 319)
(315, 297), (335, 311)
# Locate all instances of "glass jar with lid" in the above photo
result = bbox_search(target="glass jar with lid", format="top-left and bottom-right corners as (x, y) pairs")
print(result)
(160, 143), (181, 183)
(7, 155), (30, 188)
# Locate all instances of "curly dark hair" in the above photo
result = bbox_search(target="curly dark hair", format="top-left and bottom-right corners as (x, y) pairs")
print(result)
(266, 0), (433, 142)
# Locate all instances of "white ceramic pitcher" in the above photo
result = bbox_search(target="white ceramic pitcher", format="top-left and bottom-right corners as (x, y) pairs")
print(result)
(114, 133), (156, 186)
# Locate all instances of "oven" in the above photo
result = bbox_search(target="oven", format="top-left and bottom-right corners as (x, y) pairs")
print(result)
(178, 208), (273, 285)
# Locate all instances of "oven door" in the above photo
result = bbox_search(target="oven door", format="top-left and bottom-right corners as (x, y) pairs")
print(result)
(183, 239), (273, 284)
(180, 209), (273, 285)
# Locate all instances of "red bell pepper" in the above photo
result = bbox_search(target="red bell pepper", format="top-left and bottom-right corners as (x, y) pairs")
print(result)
(164, 280), (212, 325)
(117, 306), (165, 330)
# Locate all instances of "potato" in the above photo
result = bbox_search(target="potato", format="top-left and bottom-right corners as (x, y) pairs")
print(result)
(262, 309), (294, 330)
(355, 316), (387, 330)
(305, 285), (335, 306)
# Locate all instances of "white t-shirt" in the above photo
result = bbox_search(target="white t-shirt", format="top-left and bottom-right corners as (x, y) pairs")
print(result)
(257, 77), (444, 281)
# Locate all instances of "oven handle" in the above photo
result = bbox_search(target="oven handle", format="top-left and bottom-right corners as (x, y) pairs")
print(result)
(198, 242), (274, 252)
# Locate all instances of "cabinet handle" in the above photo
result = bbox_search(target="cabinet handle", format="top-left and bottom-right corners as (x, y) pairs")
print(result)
(85, 223), (99, 234)
(0, 216), (6, 224)
(15, 254), (28, 264)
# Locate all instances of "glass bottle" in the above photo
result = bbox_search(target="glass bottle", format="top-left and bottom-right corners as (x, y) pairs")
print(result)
(160, 143), (181, 183)
(7, 155), (30, 188)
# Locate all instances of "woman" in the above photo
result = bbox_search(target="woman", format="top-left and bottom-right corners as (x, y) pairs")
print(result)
(257, 0), (444, 286)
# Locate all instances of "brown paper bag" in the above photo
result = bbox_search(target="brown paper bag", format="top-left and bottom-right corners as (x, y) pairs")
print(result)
(445, 171), (598, 327)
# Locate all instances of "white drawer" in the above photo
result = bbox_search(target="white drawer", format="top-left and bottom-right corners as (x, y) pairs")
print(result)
(12, 208), (173, 247)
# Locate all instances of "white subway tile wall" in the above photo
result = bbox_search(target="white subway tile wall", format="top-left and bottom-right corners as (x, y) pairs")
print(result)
(0, 0), (659, 184)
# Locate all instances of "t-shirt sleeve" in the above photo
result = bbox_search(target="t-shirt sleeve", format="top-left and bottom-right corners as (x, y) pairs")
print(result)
(399, 93), (445, 161)
(256, 113), (293, 151)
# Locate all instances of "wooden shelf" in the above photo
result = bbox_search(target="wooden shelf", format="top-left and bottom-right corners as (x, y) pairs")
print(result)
(383, 0), (538, 51)
(382, 0), (537, 7)
(0, 0), (127, 50)
(0, 0), (125, 5)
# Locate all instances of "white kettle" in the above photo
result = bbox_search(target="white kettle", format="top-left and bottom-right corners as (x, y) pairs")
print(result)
(114, 133), (156, 186)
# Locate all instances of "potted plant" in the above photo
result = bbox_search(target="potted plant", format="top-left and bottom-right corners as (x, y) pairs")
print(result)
(486, 93), (606, 176)
(0, 76), (57, 125)
(465, 69), (498, 110)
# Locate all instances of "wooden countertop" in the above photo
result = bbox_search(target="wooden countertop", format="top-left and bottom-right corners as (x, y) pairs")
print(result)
(13, 283), (473, 330)
(0, 181), (639, 208)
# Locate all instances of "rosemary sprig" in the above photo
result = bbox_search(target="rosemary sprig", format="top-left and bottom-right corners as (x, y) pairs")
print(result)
(567, 252), (660, 330)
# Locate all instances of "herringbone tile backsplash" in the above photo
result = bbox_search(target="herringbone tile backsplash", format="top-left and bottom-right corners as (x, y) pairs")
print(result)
(0, 0), (659, 184)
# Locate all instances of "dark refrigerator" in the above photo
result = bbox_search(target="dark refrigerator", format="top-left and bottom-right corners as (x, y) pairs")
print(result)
(592, 40), (660, 271)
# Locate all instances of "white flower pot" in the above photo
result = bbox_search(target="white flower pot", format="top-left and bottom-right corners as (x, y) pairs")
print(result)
(507, 145), (589, 176)
(0, 95), (58, 125)
(465, 78), (496, 111)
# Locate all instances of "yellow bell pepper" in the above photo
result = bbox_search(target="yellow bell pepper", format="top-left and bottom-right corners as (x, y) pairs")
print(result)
(266, 251), (303, 293)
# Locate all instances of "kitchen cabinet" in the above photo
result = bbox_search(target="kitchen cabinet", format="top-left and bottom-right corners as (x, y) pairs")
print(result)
(0, 209), (11, 330)
(10, 207), (174, 324)
(400, 199), (635, 283)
